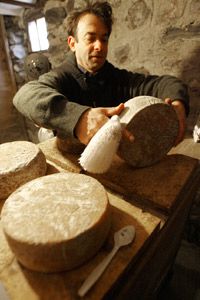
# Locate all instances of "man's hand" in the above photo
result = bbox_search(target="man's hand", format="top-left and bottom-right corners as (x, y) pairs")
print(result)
(164, 98), (186, 146)
(75, 103), (134, 145)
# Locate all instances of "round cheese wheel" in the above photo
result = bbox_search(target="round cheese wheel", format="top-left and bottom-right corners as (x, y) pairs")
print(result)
(1, 173), (111, 273)
(0, 141), (47, 200)
(118, 96), (179, 167)
(56, 137), (85, 154)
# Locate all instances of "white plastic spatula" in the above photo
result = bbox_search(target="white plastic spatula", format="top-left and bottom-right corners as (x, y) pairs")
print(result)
(78, 225), (136, 297)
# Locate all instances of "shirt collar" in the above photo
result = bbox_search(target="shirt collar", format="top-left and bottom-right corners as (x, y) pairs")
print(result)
(77, 64), (87, 74)
(77, 64), (100, 78)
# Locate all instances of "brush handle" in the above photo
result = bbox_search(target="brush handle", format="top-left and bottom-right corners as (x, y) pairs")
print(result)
(78, 245), (119, 297)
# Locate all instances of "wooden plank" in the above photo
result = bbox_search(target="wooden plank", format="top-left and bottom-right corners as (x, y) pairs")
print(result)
(0, 191), (161, 300)
(169, 137), (200, 160)
(38, 138), (199, 214)
(107, 165), (200, 299)
(38, 138), (81, 173)
(0, 0), (35, 9)
(90, 154), (199, 214)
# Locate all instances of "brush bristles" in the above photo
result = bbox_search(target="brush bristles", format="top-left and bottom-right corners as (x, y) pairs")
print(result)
(79, 115), (122, 174)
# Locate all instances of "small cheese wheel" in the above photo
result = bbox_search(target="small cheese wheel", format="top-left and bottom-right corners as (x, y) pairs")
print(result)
(118, 96), (179, 167)
(1, 173), (111, 273)
(0, 141), (47, 200)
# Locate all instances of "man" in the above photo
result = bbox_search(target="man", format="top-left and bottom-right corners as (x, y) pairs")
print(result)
(13, 1), (189, 146)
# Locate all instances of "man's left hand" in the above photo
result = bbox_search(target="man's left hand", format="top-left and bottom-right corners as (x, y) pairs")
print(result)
(164, 98), (186, 146)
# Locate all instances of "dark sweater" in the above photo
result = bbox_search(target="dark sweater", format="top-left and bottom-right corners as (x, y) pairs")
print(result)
(13, 51), (189, 138)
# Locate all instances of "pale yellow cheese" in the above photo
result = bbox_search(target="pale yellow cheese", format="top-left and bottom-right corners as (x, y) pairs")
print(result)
(1, 173), (111, 273)
(0, 141), (47, 200)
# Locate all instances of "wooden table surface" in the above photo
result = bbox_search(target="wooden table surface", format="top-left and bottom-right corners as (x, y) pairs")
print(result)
(0, 137), (199, 300)
(0, 191), (161, 300)
(39, 138), (199, 215)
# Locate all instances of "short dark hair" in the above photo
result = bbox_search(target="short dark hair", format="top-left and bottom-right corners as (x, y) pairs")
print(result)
(66, 1), (113, 39)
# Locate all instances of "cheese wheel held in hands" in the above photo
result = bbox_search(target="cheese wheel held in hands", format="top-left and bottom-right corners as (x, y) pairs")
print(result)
(118, 96), (179, 167)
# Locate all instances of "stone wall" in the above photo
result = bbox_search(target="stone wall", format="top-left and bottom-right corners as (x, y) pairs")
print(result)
(3, 0), (47, 88)
(107, 0), (200, 133)
(4, 0), (200, 131)
(4, 15), (27, 88)
(44, 0), (200, 132)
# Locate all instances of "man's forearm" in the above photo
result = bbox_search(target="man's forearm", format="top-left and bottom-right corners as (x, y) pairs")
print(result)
(137, 74), (190, 115)
(13, 79), (89, 138)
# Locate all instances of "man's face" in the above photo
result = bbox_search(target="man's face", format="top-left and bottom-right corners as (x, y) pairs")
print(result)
(68, 13), (109, 73)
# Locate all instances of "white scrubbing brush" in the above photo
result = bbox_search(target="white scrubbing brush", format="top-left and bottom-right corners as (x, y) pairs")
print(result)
(79, 115), (122, 174)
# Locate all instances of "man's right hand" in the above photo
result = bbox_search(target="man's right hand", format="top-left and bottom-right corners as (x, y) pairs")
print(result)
(74, 103), (134, 145)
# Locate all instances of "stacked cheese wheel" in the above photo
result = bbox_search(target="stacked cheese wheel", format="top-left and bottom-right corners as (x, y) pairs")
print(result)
(118, 96), (179, 167)
(1, 173), (111, 273)
(0, 141), (47, 200)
